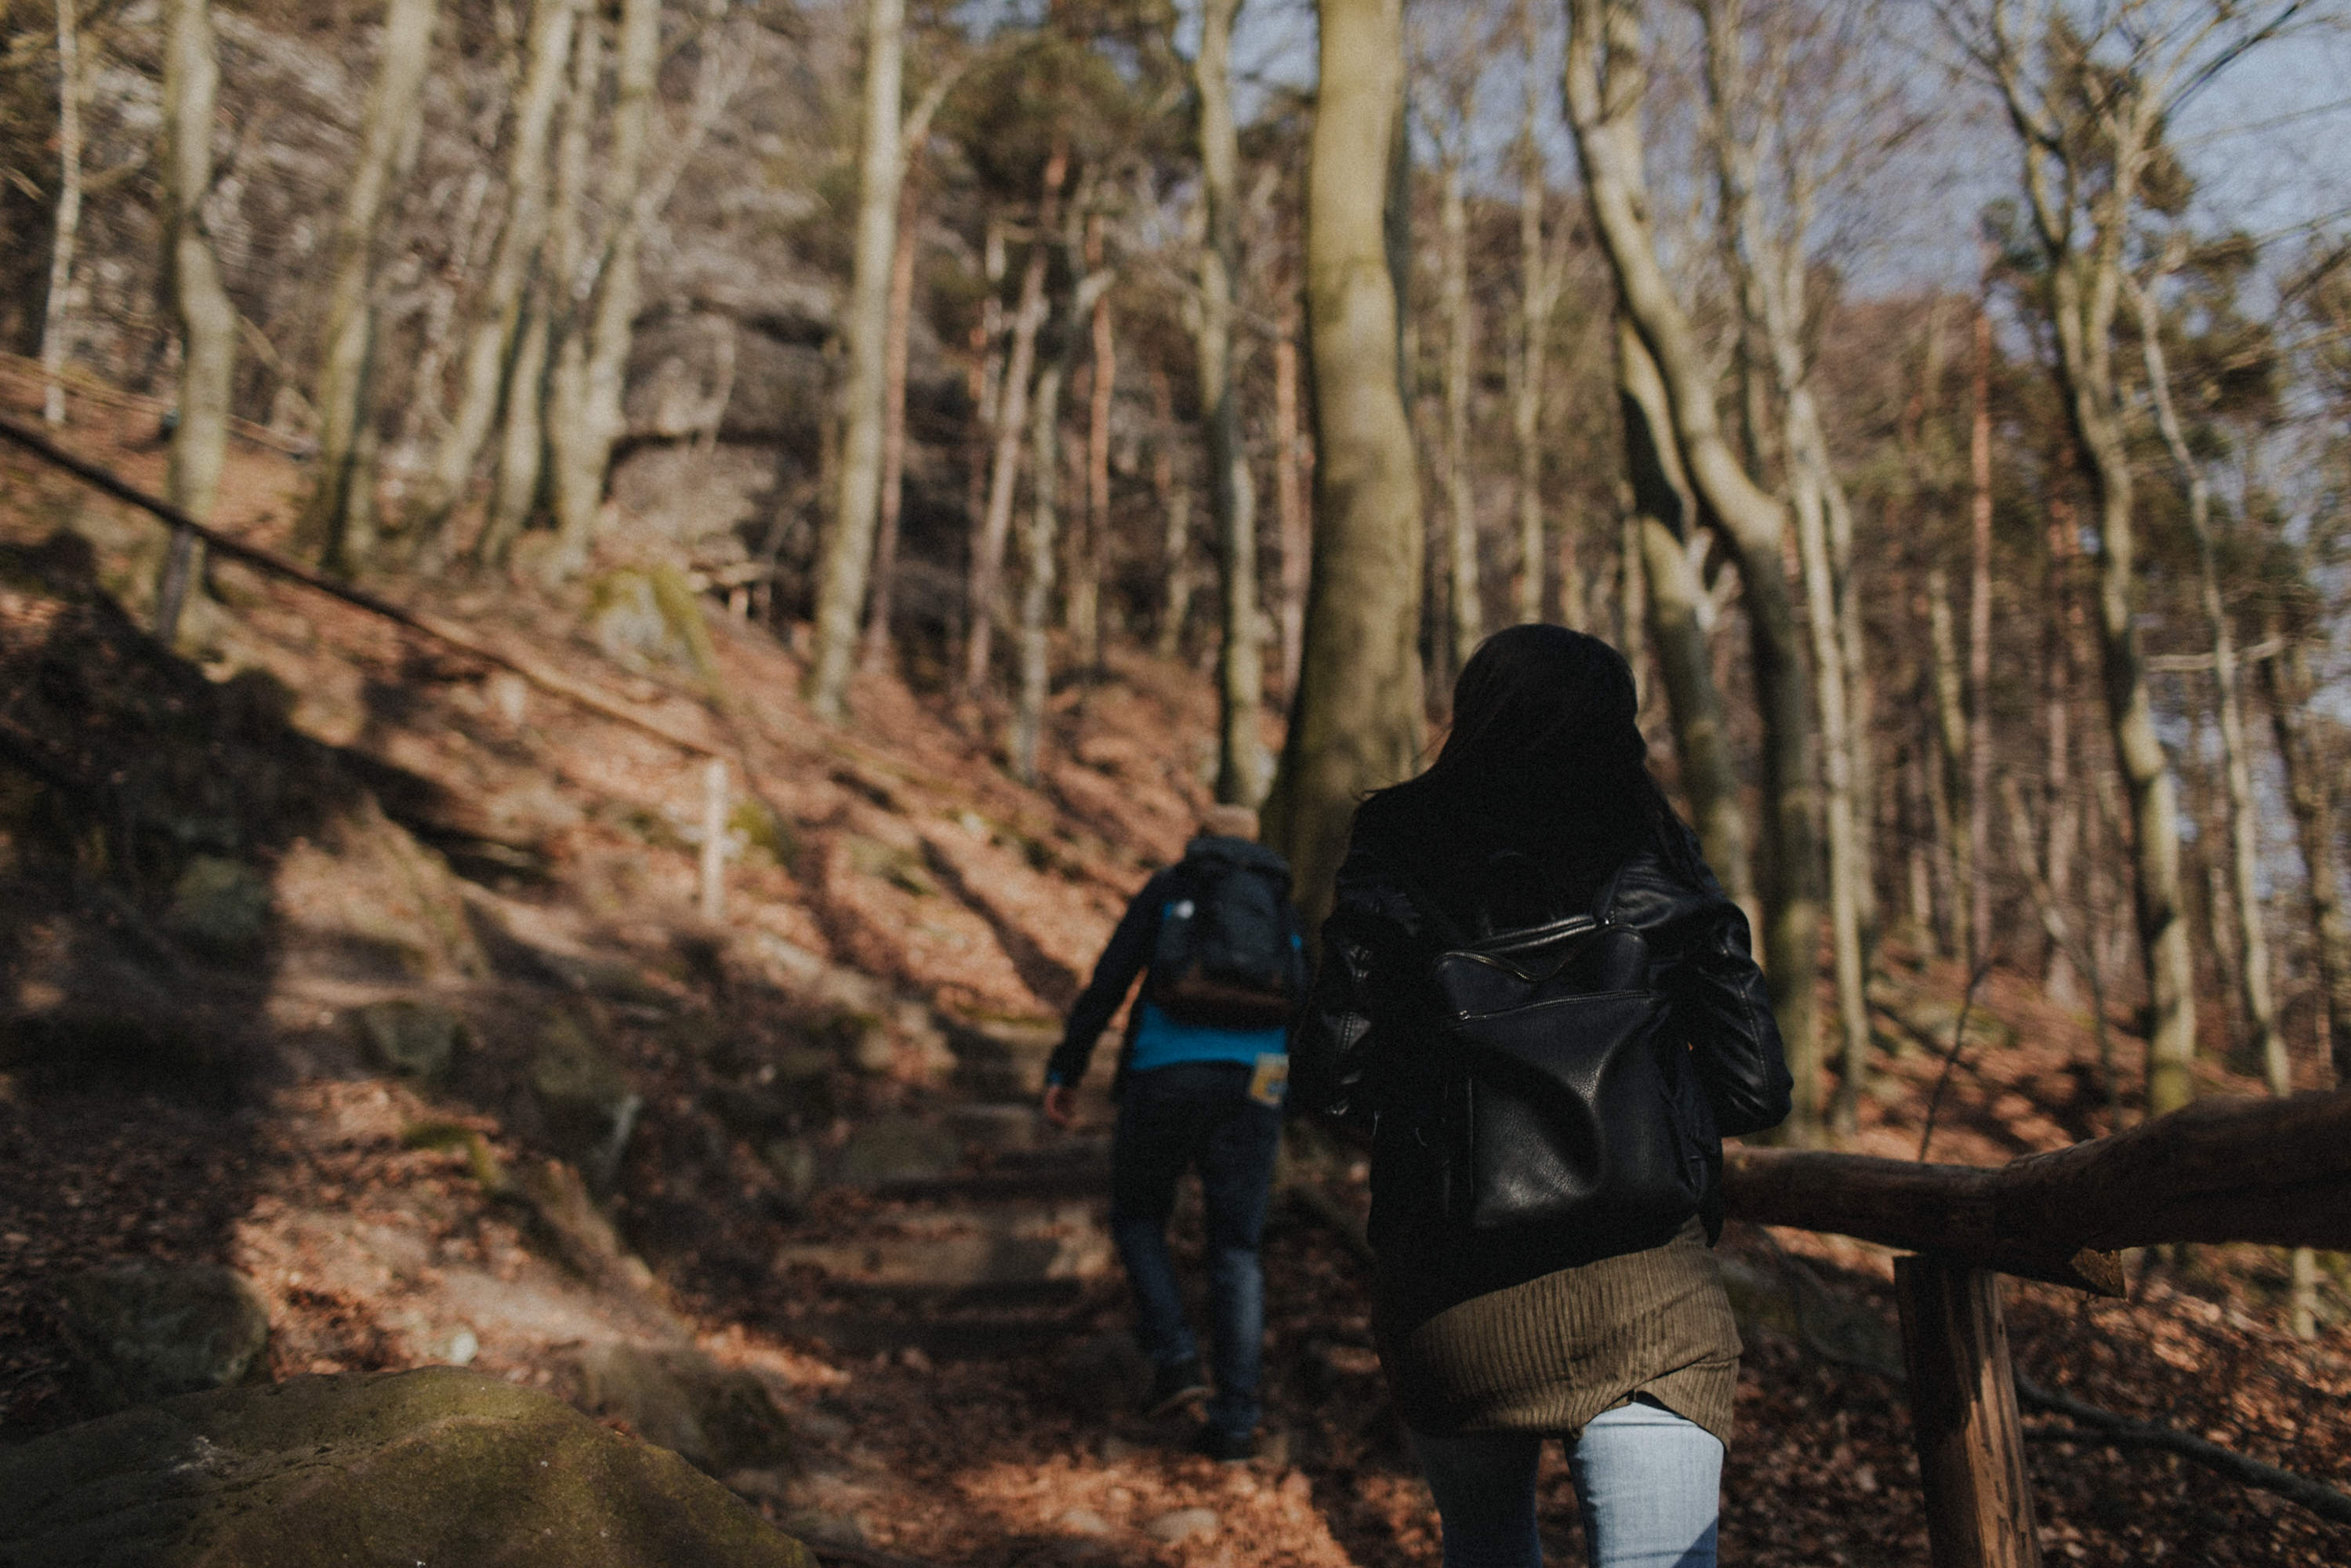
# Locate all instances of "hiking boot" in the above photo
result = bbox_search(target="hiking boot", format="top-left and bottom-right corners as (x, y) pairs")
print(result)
(1190, 1424), (1258, 1463)
(1145, 1357), (1210, 1417)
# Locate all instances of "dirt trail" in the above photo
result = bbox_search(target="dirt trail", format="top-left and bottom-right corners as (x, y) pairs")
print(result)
(3, 403), (2349, 1565)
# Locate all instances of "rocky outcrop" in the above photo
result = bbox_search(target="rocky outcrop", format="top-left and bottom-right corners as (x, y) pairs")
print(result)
(0, 1366), (816, 1568)
(53, 1263), (272, 1414)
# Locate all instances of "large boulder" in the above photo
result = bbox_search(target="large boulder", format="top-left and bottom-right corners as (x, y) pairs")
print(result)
(0, 1366), (817, 1568)
(55, 1262), (271, 1414)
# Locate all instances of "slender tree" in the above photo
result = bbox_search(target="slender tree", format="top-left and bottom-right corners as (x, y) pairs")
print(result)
(963, 140), (1069, 697)
(155, 0), (235, 641)
(1512, 0), (1565, 627)
(301, 0), (438, 572)
(808, 0), (907, 720)
(1264, 0), (1425, 917)
(545, 0), (665, 580)
(1195, 0), (1268, 804)
(1566, 0), (1823, 1138)
(409, 0), (581, 559)
(1948, 0), (2305, 1114)
(39, 0), (85, 427)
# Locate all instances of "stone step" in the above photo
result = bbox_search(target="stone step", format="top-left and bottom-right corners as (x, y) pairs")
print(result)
(775, 1202), (1112, 1290)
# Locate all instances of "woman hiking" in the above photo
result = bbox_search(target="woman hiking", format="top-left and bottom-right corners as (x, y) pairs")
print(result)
(1293, 623), (1792, 1568)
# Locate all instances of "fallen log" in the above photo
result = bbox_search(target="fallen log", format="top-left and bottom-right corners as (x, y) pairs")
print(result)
(1723, 1088), (2351, 1294)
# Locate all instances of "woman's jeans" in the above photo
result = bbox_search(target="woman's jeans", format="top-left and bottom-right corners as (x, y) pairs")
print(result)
(1411, 1399), (1724, 1568)
(1109, 1061), (1283, 1439)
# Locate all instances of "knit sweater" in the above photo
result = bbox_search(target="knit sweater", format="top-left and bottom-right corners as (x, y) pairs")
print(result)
(1371, 1218), (1741, 1444)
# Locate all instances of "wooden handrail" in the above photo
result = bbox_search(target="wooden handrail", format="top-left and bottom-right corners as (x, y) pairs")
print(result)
(1722, 1087), (2351, 1294)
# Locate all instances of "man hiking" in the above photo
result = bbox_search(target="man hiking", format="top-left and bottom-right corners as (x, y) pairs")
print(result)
(1042, 804), (1306, 1461)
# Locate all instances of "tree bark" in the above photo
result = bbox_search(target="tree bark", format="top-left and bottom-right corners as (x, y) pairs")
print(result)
(301, 0), (438, 572)
(545, 0), (662, 580)
(1979, 14), (2204, 1119)
(1967, 299), (1995, 971)
(1617, 310), (1754, 918)
(1929, 565), (1969, 957)
(1152, 365), (1193, 662)
(1566, 0), (1821, 1139)
(2265, 641), (2351, 1083)
(1072, 209), (1114, 674)
(1512, 0), (1563, 629)
(40, 0), (85, 429)
(1439, 150), (1482, 672)
(410, 0), (580, 557)
(1012, 358), (1065, 785)
(2135, 264), (2280, 1094)
(160, 0), (234, 535)
(963, 140), (1068, 698)
(1274, 322), (1308, 699)
(861, 143), (926, 676)
(1196, 0), (1268, 805)
(1263, 0), (1424, 921)
(807, 0), (905, 720)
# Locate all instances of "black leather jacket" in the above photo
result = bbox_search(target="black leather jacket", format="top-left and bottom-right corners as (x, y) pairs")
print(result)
(1292, 820), (1792, 1276)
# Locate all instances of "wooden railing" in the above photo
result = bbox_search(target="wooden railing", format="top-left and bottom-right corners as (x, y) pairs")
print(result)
(1722, 1087), (2351, 1567)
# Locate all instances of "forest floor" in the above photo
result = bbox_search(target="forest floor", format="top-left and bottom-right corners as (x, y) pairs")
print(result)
(3, 388), (2350, 1566)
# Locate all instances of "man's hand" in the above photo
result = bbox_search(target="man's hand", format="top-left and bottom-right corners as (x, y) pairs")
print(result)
(1041, 1083), (1078, 1131)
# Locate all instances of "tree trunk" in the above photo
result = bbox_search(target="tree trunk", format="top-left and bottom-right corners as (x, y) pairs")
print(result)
(1274, 322), (1308, 699)
(411, 0), (580, 557)
(1072, 209), (1114, 674)
(41, 0), (85, 428)
(1197, 0), (1267, 805)
(2041, 504), (2083, 1001)
(1928, 565), (1969, 960)
(1012, 358), (1065, 785)
(861, 142), (926, 676)
(1566, 0), (1821, 1141)
(1263, 0), (1424, 920)
(807, 0), (905, 720)
(1966, 299), (1996, 973)
(1152, 365), (1193, 662)
(161, 0), (234, 537)
(545, 0), (661, 580)
(301, 0), (438, 572)
(1617, 310), (1753, 918)
(1439, 151), (1482, 671)
(2265, 639), (2351, 1083)
(963, 140), (1068, 698)
(2136, 267), (2278, 1091)
(1513, 0), (1562, 629)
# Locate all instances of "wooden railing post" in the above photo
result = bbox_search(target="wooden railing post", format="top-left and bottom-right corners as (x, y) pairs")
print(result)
(1896, 1255), (2042, 1568)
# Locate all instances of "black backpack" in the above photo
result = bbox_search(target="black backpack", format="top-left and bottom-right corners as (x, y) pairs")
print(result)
(1394, 853), (1712, 1260)
(1148, 838), (1304, 1030)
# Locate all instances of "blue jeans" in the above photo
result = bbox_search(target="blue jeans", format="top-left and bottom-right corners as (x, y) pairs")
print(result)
(1411, 1399), (1724, 1568)
(1110, 1060), (1283, 1439)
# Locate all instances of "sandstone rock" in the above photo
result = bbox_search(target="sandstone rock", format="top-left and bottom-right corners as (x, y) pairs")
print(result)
(531, 1015), (640, 1189)
(1143, 1507), (1220, 1544)
(829, 1116), (960, 1187)
(355, 999), (464, 1083)
(571, 1342), (794, 1475)
(165, 856), (272, 960)
(1059, 1507), (1113, 1536)
(0, 1366), (816, 1568)
(760, 1136), (820, 1210)
(55, 1262), (270, 1414)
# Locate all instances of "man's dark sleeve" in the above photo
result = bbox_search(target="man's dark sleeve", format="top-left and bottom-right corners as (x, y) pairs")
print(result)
(1043, 869), (1171, 1088)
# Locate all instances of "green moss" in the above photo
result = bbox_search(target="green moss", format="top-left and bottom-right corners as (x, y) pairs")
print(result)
(400, 1121), (510, 1193)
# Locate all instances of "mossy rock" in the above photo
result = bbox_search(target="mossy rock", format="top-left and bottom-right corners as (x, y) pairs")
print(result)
(530, 1015), (640, 1185)
(0, 1366), (816, 1568)
(165, 856), (273, 960)
(356, 1000), (466, 1083)
(54, 1262), (271, 1414)
(571, 1343), (793, 1475)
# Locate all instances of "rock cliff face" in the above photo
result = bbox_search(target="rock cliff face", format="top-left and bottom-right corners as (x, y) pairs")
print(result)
(0, 1366), (817, 1568)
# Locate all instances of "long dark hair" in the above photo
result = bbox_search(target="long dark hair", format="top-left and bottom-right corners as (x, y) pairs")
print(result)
(1359, 624), (1703, 888)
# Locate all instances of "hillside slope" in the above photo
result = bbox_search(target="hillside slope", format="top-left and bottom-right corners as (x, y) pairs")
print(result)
(3, 403), (2349, 1566)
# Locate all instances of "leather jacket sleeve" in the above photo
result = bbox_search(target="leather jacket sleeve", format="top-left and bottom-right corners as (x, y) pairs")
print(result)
(1613, 846), (1793, 1138)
